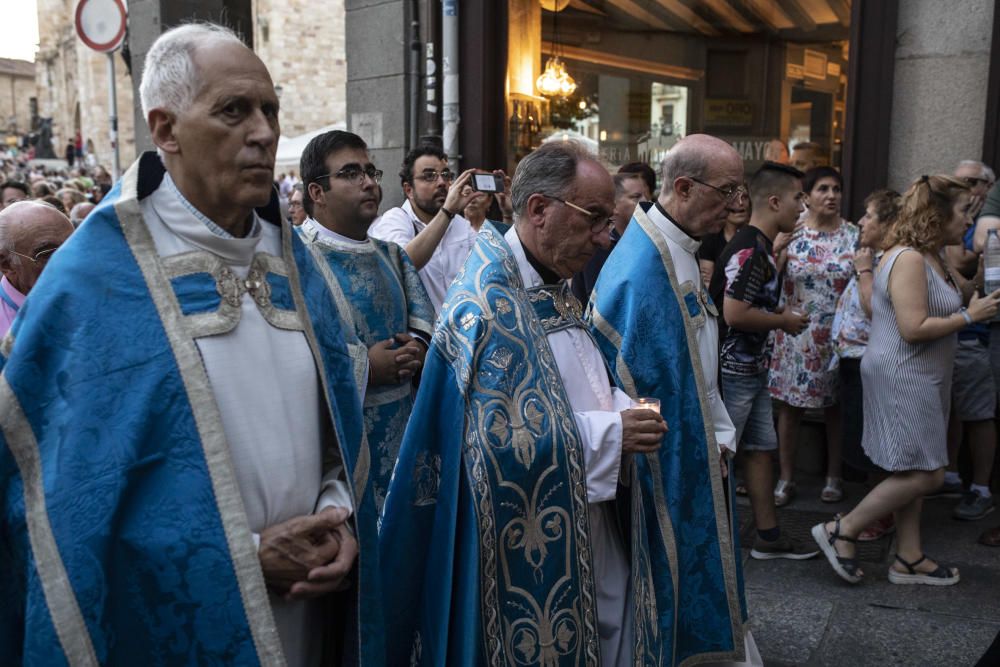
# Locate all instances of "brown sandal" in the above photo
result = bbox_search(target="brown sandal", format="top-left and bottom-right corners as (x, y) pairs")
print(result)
(979, 524), (1000, 547)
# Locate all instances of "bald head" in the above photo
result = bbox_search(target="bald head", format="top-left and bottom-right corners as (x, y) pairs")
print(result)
(658, 134), (744, 236)
(0, 201), (74, 294)
(70, 202), (96, 227)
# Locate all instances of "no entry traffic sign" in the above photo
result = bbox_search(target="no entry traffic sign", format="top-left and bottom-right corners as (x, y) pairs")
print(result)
(75, 0), (127, 53)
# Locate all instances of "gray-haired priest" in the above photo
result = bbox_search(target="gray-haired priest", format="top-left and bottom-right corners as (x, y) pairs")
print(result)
(379, 141), (671, 665)
(0, 23), (383, 666)
(588, 134), (762, 666)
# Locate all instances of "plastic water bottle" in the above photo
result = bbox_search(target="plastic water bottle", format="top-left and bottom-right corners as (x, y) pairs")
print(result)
(985, 229), (1000, 321)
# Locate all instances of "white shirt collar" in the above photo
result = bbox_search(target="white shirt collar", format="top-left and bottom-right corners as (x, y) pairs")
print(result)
(150, 171), (263, 265)
(301, 217), (371, 249)
(504, 225), (545, 288)
(644, 202), (701, 255)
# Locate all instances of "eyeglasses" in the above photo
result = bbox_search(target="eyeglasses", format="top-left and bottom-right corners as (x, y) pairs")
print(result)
(314, 165), (383, 186)
(414, 170), (455, 184)
(688, 176), (746, 202)
(546, 195), (614, 233)
(9, 246), (58, 263)
(963, 176), (993, 189)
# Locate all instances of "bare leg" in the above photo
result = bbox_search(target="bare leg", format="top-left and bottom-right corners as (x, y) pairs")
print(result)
(777, 403), (803, 483)
(745, 450), (777, 531)
(824, 404), (843, 480)
(967, 420), (997, 488)
(890, 496), (952, 574)
(823, 469), (944, 567)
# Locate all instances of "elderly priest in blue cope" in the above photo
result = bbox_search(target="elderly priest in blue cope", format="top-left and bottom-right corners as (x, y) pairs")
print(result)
(588, 134), (762, 666)
(380, 141), (672, 665)
(0, 24), (383, 666)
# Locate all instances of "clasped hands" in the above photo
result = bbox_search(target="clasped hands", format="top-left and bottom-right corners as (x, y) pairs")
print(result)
(369, 333), (426, 386)
(258, 506), (357, 600)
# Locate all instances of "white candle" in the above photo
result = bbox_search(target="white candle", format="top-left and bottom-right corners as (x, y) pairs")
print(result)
(636, 397), (661, 414)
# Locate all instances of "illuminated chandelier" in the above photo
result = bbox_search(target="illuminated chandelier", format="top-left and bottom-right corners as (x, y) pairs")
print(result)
(536, 56), (577, 97)
(536, 3), (577, 97)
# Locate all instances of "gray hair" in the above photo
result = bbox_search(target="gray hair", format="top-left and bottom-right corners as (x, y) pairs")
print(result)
(511, 141), (592, 219)
(659, 143), (711, 189)
(957, 160), (996, 184)
(139, 23), (246, 118)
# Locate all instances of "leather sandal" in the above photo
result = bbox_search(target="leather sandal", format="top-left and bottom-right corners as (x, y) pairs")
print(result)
(774, 479), (796, 507)
(979, 524), (1000, 547)
(811, 518), (863, 584)
(888, 554), (959, 586)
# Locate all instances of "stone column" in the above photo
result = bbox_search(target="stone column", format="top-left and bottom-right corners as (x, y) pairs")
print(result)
(887, 0), (996, 189)
(345, 0), (411, 212)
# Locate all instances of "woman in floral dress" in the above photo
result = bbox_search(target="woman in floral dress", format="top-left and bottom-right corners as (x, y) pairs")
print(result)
(769, 167), (858, 505)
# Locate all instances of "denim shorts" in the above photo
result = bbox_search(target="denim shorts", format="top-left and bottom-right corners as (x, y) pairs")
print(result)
(721, 371), (778, 452)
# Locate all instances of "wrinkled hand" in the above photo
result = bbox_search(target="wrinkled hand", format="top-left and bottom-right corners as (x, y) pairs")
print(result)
(778, 306), (809, 334)
(442, 169), (478, 215)
(368, 334), (424, 385)
(288, 521), (359, 600)
(854, 247), (874, 273)
(967, 289), (1000, 322)
(621, 408), (668, 454)
(258, 507), (350, 595)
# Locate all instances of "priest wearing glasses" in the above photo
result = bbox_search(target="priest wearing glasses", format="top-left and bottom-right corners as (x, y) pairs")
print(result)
(379, 141), (672, 665)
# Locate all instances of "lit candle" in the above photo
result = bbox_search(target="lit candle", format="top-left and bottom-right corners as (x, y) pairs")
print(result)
(636, 397), (661, 414)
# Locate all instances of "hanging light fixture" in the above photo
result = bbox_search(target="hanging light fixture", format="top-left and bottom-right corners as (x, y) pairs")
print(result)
(536, 4), (577, 97)
(536, 56), (577, 97)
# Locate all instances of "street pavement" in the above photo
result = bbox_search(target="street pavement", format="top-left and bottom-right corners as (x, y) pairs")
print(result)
(738, 477), (1000, 666)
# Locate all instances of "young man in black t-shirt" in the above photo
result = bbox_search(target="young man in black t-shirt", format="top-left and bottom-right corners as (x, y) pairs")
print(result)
(712, 162), (818, 560)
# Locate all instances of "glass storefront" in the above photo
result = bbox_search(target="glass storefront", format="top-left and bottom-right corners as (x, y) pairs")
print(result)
(506, 0), (851, 180)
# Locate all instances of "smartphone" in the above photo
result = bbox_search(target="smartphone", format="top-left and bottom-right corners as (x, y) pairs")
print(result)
(471, 173), (504, 193)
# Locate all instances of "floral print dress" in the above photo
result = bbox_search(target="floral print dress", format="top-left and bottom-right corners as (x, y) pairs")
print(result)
(768, 220), (859, 408)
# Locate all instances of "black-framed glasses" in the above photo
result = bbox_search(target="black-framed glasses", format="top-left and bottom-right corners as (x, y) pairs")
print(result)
(546, 195), (614, 233)
(9, 247), (58, 264)
(688, 176), (745, 202)
(314, 165), (383, 186)
(415, 170), (455, 184)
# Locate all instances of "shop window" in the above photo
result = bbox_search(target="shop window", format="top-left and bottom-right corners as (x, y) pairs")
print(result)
(507, 0), (852, 179)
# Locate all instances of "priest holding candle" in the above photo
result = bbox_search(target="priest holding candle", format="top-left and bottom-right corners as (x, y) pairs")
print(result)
(588, 134), (761, 665)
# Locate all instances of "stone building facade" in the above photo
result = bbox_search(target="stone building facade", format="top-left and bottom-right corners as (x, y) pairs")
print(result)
(0, 58), (36, 136)
(32, 0), (347, 171)
(35, 0), (136, 169)
(252, 0), (348, 138)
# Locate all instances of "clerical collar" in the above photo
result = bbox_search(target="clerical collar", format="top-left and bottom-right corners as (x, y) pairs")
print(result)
(642, 200), (701, 255)
(519, 235), (562, 285)
(647, 201), (700, 242)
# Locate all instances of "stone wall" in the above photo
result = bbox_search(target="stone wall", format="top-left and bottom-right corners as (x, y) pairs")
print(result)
(253, 0), (347, 140)
(33, 0), (347, 174)
(888, 0), (997, 188)
(35, 0), (136, 170)
(0, 68), (36, 134)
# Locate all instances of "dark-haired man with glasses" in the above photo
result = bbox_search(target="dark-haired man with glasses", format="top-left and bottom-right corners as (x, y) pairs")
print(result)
(298, 130), (435, 512)
(369, 145), (479, 312)
(0, 199), (73, 336)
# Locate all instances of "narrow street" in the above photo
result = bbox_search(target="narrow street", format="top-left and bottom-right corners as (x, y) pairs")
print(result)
(741, 478), (1000, 666)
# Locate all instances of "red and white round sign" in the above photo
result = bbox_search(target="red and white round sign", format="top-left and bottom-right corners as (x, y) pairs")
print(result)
(75, 0), (127, 53)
